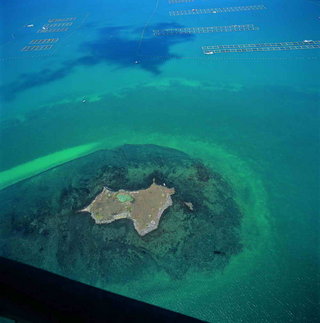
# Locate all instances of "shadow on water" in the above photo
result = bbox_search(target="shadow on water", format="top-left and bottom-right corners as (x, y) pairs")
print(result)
(2, 23), (194, 100)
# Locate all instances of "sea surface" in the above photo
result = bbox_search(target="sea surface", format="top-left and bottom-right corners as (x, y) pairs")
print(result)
(0, 0), (319, 321)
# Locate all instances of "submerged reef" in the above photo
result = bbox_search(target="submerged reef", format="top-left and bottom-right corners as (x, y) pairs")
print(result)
(0, 144), (243, 283)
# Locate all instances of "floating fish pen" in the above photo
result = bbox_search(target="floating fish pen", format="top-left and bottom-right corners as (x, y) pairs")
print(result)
(169, 0), (194, 3)
(42, 22), (73, 28)
(47, 17), (76, 23)
(169, 5), (266, 16)
(29, 38), (59, 44)
(21, 45), (53, 52)
(153, 24), (259, 36)
(202, 40), (320, 54)
(37, 28), (69, 33)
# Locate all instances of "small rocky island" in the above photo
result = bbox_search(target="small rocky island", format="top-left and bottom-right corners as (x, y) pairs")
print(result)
(0, 144), (243, 282)
(80, 180), (175, 236)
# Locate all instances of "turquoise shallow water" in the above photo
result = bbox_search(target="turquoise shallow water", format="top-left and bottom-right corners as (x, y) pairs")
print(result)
(0, 0), (319, 321)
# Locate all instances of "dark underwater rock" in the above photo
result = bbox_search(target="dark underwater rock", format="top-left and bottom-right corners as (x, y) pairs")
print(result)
(0, 144), (243, 284)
